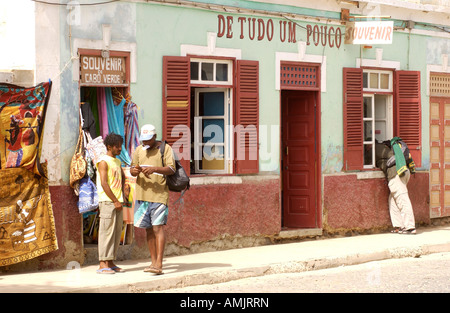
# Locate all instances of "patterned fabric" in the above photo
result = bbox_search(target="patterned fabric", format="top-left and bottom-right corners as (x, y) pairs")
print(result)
(0, 165), (58, 266)
(133, 201), (168, 228)
(122, 167), (136, 224)
(0, 82), (52, 176)
(0, 82), (57, 266)
(77, 177), (99, 214)
(124, 101), (140, 159)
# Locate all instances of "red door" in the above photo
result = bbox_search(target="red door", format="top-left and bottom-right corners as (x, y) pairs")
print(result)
(282, 91), (317, 228)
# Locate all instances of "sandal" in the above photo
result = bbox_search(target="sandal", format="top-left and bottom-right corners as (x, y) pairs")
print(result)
(111, 266), (126, 273)
(400, 228), (416, 235)
(96, 267), (115, 274)
(390, 227), (403, 233)
(144, 266), (163, 275)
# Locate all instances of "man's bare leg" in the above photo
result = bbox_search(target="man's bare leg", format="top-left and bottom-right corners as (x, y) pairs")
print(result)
(153, 225), (165, 270)
(145, 226), (165, 274)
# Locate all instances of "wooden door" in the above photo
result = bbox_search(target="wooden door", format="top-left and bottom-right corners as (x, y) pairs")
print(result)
(282, 90), (317, 228)
(430, 97), (450, 218)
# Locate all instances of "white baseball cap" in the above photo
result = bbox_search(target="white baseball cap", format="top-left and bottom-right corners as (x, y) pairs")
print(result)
(139, 124), (156, 141)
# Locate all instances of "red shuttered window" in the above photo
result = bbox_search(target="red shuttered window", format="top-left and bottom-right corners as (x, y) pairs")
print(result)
(162, 56), (191, 174)
(395, 71), (422, 167)
(343, 68), (364, 171)
(235, 60), (259, 174)
(343, 68), (421, 170)
(162, 56), (259, 175)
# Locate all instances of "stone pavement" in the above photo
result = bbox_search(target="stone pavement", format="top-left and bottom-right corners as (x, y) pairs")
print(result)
(1, 225), (449, 293)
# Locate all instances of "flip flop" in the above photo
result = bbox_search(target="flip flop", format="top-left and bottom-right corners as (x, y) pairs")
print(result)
(111, 266), (126, 273)
(400, 228), (416, 235)
(96, 267), (115, 274)
(144, 266), (163, 275)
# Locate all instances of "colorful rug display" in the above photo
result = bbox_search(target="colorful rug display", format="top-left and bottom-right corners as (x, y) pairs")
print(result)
(0, 165), (58, 266)
(0, 82), (57, 266)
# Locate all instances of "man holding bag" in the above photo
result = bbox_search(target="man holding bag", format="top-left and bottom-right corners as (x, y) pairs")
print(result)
(375, 137), (417, 235)
(96, 133), (126, 274)
(130, 124), (176, 275)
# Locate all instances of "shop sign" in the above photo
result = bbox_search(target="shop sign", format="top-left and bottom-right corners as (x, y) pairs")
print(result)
(344, 21), (393, 45)
(306, 24), (342, 48)
(217, 14), (297, 43)
(80, 55), (126, 85)
(217, 14), (343, 49)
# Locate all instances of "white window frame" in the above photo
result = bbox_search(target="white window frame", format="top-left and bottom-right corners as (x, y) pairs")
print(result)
(363, 69), (393, 92)
(363, 69), (393, 169)
(193, 88), (233, 174)
(190, 58), (233, 85)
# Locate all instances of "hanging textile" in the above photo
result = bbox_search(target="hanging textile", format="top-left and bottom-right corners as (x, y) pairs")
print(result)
(104, 87), (131, 165)
(124, 101), (140, 157)
(88, 88), (100, 137)
(0, 81), (52, 177)
(122, 167), (136, 224)
(0, 82), (57, 265)
(80, 101), (97, 139)
(0, 161), (58, 266)
(97, 87), (109, 138)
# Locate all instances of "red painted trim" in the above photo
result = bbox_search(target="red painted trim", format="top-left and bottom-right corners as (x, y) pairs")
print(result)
(280, 61), (320, 91)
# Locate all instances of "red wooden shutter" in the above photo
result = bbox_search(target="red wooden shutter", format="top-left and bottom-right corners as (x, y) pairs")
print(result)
(343, 67), (363, 171)
(162, 56), (190, 174)
(395, 70), (421, 167)
(235, 60), (259, 174)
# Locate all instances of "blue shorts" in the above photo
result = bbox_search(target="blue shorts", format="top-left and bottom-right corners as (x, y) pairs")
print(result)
(134, 201), (168, 228)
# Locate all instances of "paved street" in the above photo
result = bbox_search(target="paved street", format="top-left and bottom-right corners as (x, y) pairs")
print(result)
(154, 252), (450, 293)
(2, 225), (449, 293)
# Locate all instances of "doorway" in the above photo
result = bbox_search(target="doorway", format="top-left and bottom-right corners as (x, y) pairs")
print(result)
(281, 90), (320, 228)
(430, 96), (450, 218)
(79, 86), (134, 247)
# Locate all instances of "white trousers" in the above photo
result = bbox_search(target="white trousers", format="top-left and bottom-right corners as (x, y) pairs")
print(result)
(388, 170), (415, 230)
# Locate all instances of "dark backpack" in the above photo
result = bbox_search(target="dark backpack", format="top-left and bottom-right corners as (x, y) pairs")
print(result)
(159, 140), (190, 193)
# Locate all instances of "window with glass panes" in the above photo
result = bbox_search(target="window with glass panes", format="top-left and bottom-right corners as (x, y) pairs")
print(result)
(162, 56), (259, 176)
(343, 67), (421, 171)
(362, 70), (393, 168)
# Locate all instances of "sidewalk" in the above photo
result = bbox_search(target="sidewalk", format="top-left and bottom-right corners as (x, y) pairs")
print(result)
(1, 225), (449, 293)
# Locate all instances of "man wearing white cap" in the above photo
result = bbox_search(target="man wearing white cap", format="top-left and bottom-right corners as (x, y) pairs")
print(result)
(130, 124), (176, 274)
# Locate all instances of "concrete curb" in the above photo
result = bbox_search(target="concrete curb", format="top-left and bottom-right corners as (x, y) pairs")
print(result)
(83, 242), (450, 293)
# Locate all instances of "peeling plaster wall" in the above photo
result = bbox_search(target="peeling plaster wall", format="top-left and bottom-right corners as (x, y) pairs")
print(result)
(155, 178), (280, 248)
(323, 172), (430, 232)
(35, 3), (61, 184)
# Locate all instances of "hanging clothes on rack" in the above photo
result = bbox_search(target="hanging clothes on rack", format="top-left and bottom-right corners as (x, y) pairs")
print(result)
(124, 101), (140, 157)
(104, 87), (132, 165)
(88, 88), (100, 137)
(97, 87), (109, 138)
(80, 101), (97, 139)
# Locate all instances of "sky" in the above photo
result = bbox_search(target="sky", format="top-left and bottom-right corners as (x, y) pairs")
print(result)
(0, 0), (35, 70)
